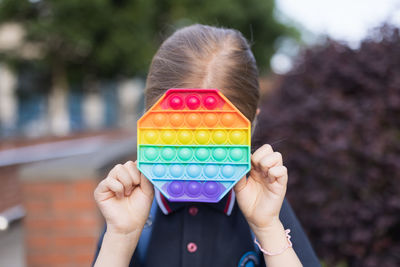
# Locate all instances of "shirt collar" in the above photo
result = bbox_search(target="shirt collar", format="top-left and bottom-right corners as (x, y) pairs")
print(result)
(155, 189), (236, 216)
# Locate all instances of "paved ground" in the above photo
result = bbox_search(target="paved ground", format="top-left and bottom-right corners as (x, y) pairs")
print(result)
(0, 221), (25, 267)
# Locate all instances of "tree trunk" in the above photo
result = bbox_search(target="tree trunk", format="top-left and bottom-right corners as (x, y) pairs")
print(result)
(0, 64), (17, 134)
(48, 61), (69, 135)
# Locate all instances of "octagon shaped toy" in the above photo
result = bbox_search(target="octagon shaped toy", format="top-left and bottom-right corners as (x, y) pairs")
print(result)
(137, 88), (251, 202)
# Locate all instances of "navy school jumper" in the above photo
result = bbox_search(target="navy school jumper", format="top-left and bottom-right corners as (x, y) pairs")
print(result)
(93, 190), (321, 267)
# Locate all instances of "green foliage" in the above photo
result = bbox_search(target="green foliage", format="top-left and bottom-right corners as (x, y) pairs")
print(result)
(0, 0), (296, 82)
(254, 25), (400, 267)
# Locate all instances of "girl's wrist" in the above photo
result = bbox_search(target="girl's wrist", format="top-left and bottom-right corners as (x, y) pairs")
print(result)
(105, 229), (141, 241)
(250, 218), (292, 255)
(103, 230), (140, 257)
(250, 217), (283, 239)
(95, 229), (141, 267)
(106, 220), (145, 236)
(105, 225), (143, 245)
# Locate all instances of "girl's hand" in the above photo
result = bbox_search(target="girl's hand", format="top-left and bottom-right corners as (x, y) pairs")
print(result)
(94, 161), (154, 235)
(234, 144), (287, 234)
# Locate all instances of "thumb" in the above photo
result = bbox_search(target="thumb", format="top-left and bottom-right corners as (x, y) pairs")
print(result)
(140, 173), (154, 199)
(234, 175), (247, 194)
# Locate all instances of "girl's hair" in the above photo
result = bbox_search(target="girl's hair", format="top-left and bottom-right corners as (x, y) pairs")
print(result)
(145, 24), (260, 122)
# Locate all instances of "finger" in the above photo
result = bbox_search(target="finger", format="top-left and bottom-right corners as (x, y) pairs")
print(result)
(103, 177), (125, 198)
(259, 152), (283, 172)
(268, 166), (288, 185)
(94, 180), (115, 202)
(251, 144), (273, 170)
(110, 165), (133, 196)
(95, 178), (109, 194)
(94, 179), (107, 201)
(124, 161), (141, 186)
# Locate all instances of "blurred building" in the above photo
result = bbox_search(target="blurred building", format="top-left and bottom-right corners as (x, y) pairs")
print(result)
(0, 130), (139, 266)
(0, 65), (144, 138)
(0, 23), (145, 139)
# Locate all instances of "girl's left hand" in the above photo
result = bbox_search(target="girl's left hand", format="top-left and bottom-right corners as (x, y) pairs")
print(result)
(234, 144), (288, 234)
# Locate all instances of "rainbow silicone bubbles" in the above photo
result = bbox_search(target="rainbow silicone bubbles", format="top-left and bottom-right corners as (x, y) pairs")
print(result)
(137, 88), (251, 202)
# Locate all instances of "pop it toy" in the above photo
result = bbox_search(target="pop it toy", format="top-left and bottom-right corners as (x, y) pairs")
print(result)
(137, 88), (251, 202)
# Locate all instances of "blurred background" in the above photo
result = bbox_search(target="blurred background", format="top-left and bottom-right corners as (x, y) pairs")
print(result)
(0, 0), (399, 266)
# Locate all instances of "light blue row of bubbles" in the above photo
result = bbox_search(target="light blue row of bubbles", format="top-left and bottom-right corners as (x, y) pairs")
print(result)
(141, 163), (248, 179)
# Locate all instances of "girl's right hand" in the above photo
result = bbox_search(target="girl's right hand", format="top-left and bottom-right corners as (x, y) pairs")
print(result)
(94, 161), (154, 235)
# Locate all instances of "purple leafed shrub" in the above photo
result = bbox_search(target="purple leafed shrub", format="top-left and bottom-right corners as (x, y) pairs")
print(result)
(253, 25), (400, 267)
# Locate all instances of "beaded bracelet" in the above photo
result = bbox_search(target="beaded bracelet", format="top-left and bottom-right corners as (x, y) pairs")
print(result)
(254, 229), (293, 256)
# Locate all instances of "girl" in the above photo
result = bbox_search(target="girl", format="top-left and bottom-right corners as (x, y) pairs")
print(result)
(93, 24), (320, 267)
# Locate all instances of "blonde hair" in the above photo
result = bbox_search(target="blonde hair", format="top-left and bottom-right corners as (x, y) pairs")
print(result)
(145, 24), (260, 121)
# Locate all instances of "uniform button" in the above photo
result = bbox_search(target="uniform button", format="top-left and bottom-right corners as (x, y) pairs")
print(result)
(189, 206), (198, 216)
(187, 242), (198, 253)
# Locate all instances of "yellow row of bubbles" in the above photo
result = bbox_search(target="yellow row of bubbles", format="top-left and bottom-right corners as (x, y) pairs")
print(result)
(139, 129), (249, 145)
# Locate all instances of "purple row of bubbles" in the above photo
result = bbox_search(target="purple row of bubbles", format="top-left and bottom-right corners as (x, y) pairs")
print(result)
(169, 94), (218, 110)
(167, 181), (221, 199)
